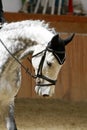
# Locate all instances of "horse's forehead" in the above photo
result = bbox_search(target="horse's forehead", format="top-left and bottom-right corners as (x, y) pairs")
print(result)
(45, 51), (55, 62)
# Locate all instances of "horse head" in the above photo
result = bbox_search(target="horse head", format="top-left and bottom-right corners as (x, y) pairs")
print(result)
(32, 33), (75, 97)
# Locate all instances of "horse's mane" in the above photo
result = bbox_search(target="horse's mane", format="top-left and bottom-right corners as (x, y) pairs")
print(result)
(2, 20), (49, 31)
(0, 20), (55, 43)
(1, 20), (55, 36)
(0, 20), (56, 74)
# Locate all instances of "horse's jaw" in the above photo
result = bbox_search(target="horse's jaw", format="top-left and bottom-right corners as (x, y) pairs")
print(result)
(35, 85), (55, 97)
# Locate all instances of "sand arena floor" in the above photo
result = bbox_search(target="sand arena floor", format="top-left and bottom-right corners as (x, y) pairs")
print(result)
(0, 98), (87, 130)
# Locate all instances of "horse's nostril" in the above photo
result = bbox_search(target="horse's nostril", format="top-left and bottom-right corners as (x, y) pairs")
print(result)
(43, 94), (49, 97)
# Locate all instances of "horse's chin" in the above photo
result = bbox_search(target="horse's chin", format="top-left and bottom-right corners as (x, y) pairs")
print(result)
(35, 85), (55, 97)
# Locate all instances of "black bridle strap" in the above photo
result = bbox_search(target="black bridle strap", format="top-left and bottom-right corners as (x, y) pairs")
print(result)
(37, 50), (46, 75)
(32, 50), (45, 58)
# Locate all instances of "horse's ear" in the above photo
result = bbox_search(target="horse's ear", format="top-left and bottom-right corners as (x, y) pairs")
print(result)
(51, 34), (59, 44)
(64, 33), (75, 46)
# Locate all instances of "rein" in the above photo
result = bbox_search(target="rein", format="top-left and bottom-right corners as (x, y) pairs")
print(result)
(0, 38), (65, 87)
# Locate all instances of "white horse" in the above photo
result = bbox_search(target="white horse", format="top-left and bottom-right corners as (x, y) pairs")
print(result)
(0, 20), (74, 130)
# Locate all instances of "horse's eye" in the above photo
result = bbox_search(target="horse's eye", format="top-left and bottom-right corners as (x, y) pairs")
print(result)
(47, 61), (52, 67)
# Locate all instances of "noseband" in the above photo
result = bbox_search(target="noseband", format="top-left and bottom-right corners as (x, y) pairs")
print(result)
(0, 39), (65, 87)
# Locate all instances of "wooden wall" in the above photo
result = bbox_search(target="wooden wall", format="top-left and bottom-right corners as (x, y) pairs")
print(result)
(4, 12), (87, 101)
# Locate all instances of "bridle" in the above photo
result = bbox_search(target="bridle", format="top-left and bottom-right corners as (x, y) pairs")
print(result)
(33, 46), (66, 86)
(33, 48), (57, 86)
(0, 39), (65, 87)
